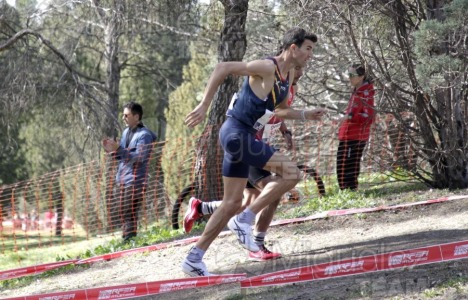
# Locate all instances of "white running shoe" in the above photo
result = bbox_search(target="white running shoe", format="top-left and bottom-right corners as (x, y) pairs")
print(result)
(227, 217), (259, 252)
(181, 259), (212, 277)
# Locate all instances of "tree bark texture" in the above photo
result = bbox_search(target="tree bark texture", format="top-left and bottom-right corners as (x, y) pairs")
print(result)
(385, 0), (468, 188)
(93, 0), (124, 139)
(425, 0), (468, 188)
(194, 0), (249, 200)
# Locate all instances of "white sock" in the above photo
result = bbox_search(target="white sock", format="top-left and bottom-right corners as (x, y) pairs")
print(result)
(187, 246), (205, 263)
(253, 231), (266, 246)
(237, 207), (256, 224)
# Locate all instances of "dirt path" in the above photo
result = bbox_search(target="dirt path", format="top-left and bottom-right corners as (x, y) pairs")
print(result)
(1, 198), (467, 299)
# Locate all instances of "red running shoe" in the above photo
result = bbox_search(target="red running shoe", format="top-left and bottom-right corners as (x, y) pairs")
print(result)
(184, 197), (202, 233)
(248, 245), (282, 261)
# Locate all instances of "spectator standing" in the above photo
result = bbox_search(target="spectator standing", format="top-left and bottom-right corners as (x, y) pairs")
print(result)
(103, 102), (157, 241)
(336, 63), (375, 190)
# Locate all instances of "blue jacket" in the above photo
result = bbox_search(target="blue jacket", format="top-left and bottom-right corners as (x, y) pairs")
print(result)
(114, 125), (157, 187)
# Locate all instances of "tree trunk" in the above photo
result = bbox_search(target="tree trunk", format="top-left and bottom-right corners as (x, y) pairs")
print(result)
(93, 0), (125, 234)
(103, 19), (121, 139)
(425, 0), (468, 188)
(93, 0), (123, 139)
(387, 0), (468, 188)
(391, 0), (437, 180)
(194, 0), (248, 200)
(55, 192), (63, 236)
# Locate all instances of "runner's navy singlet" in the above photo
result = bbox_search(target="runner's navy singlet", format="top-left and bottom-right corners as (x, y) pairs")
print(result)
(219, 58), (291, 178)
(226, 58), (290, 132)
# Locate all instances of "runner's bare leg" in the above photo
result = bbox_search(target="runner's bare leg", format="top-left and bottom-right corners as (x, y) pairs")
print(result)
(254, 177), (281, 232)
(195, 177), (247, 250)
(248, 152), (300, 214)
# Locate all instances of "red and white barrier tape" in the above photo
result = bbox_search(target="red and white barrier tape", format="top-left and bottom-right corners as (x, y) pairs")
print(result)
(0, 260), (78, 281)
(3, 240), (467, 299)
(76, 236), (200, 265)
(240, 240), (468, 288)
(3, 273), (246, 300)
(270, 194), (468, 226)
(2, 194), (466, 282)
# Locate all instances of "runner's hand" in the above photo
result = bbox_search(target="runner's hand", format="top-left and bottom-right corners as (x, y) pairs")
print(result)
(307, 108), (327, 120)
(284, 133), (293, 150)
(185, 103), (209, 128)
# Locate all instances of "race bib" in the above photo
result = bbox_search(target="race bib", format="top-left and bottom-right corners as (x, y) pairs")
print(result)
(262, 123), (282, 143)
(253, 109), (274, 131)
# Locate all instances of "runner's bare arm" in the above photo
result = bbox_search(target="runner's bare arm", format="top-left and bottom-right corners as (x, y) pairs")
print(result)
(279, 122), (294, 150)
(275, 101), (327, 120)
(185, 60), (276, 128)
(292, 84), (299, 94)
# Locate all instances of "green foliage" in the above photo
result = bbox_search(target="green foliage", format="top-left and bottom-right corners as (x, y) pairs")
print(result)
(0, 0), (200, 182)
(0, 223), (184, 290)
(414, 20), (463, 91)
(277, 179), (431, 220)
(413, 0), (467, 92)
(17, 105), (99, 178)
(446, 0), (468, 20)
(0, 3), (37, 184)
(76, 224), (183, 259)
(119, 2), (195, 139)
(0, 127), (27, 184)
(162, 42), (217, 198)
(243, 0), (281, 60)
(304, 188), (376, 213)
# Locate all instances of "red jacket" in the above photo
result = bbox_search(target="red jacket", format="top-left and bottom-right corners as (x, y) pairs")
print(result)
(338, 82), (375, 141)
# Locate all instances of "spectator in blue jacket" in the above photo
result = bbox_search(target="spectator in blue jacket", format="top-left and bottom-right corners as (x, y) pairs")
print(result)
(103, 102), (157, 241)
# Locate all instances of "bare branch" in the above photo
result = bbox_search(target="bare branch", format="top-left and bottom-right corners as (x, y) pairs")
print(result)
(0, 29), (104, 85)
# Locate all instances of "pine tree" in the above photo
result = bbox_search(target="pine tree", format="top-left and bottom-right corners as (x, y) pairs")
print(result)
(163, 42), (217, 198)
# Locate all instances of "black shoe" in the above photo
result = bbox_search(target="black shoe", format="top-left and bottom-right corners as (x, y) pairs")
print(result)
(123, 232), (137, 242)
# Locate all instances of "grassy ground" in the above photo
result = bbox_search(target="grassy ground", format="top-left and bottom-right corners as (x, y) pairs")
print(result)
(275, 173), (448, 220)
(0, 231), (116, 270)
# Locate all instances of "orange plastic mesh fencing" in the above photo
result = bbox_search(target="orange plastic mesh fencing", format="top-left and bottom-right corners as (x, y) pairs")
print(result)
(0, 114), (422, 260)
(0, 141), (173, 254)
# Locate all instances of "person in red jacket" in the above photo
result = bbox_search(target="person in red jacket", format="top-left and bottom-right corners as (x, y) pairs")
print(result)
(336, 63), (375, 190)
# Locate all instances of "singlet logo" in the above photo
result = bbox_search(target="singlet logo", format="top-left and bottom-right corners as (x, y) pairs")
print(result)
(276, 80), (287, 91)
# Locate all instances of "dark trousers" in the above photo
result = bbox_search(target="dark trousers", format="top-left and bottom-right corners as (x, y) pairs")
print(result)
(111, 184), (143, 238)
(336, 140), (367, 190)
